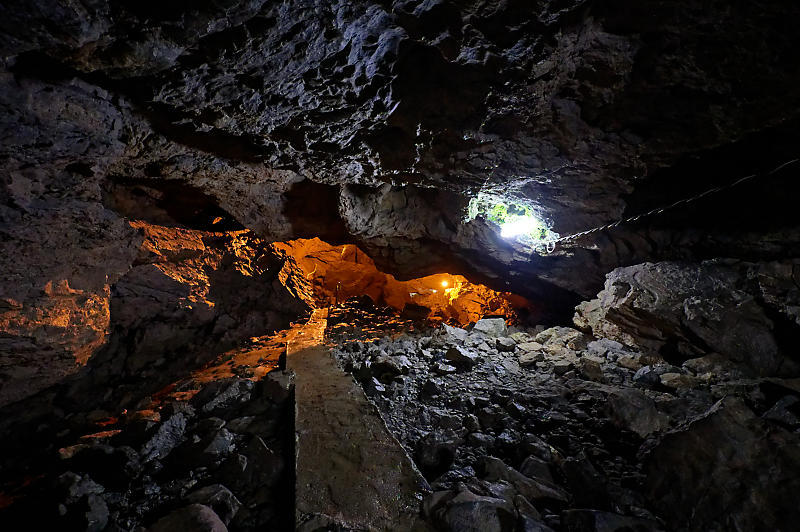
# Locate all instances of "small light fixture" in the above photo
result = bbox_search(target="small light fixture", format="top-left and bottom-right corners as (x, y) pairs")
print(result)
(441, 280), (449, 288)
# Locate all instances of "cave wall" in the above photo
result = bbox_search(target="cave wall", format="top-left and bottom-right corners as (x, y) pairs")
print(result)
(2, 1), (800, 405)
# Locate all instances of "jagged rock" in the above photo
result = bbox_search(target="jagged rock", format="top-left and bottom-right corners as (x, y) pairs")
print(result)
(680, 352), (747, 380)
(56, 472), (108, 532)
(467, 433), (495, 449)
(632, 366), (664, 387)
(254, 371), (294, 404)
(586, 339), (625, 357)
(416, 433), (458, 479)
(434, 362), (458, 375)
(762, 395), (800, 427)
(439, 324), (469, 345)
(140, 413), (187, 462)
(658, 372), (700, 390)
(191, 378), (255, 414)
(478, 456), (569, 504)
(148, 504), (227, 532)
(496, 337), (516, 352)
(519, 456), (554, 485)
(425, 487), (517, 532)
(186, 484), (242, 526)
(445, 346), (479, 369)
(515, 494), (554, 532)
(372, 353), (412, 381)
(577, 357), (604, 382)
(517, 342), (544, 353)
(535, 328), (590, 351)
(552, 360), (574, 376)
(474, 318), (508, 338)
(645, 397), (800, 530)
(606, 389), (668, 437)
(519, 351), (545, 367)
(574, 260), (800, 376)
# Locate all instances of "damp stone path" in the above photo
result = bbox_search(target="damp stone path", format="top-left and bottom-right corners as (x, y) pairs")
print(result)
(287, 308), (432, 531)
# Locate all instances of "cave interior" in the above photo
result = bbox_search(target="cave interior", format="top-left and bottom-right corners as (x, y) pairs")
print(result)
(1, 1), (800, 531)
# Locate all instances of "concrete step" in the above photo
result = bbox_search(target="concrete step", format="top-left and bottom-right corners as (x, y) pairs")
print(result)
(288, 309), (431, 531)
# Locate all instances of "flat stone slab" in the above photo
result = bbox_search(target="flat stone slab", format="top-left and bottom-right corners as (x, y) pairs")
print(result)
(288, 309), (431, 531)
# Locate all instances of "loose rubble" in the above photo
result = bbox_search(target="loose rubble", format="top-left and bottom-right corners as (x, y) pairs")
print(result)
(333, 316), (800, 531)
(0, 371), (296, 531)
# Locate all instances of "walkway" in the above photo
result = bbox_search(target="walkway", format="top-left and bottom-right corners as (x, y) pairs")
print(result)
(288, 308), (431, 531)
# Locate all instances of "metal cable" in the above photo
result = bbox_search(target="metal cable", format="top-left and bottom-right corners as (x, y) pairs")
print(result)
(533, 158), (800, 254)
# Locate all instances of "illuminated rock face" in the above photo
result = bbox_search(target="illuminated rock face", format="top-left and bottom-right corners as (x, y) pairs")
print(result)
(272, 237), (530, 325)
(0, 2), (800, 411)
(0, 221), (311, 408)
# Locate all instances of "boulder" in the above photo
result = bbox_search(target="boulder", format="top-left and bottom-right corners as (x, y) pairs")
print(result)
(496, 337), (517, 352)
(371, 353), (412, 382)
(439, 324), (469, 344)
(473, 318), (508, 338)
(426, 488), (517, 532)
(605, 389), (669, 437)
(658, 372), (700, 390)
(478, 456), (569, 504)
(574, 260), (800, 376)
(190, 378), (254, 414)
(534, 327), (590, 350)
(186, 484), (241, 525)
(645, 397), (800, 530)
(445, 346), (479, 369)
(148, 504), (227, 532)
(140, 413), (187, 462)
(577, 357), (604, 382)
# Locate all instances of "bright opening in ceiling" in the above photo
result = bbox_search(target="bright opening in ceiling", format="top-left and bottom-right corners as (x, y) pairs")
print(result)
(465, 194), (558, 246)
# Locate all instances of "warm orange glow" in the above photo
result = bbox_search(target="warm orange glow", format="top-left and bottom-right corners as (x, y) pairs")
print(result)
(272, 238), (533, 325)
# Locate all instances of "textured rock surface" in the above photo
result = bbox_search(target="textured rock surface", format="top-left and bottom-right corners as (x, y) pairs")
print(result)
(3, 2), (800, 402)
(574, 259), (800, 376)
(331, 310), (800, 530)
(646, 396), (800, 531)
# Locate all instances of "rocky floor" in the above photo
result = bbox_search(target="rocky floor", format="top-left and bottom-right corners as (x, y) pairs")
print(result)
(332, 314), (800, 531)
(0, 331), (301, 531)
(2, 299), (799, 531)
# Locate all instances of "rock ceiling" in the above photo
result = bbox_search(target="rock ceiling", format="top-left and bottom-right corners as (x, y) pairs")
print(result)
(2, 0), (800, 402)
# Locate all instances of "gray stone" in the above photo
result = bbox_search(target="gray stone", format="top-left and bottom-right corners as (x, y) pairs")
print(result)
(191, 378), (255, 414)
(496, 337), (517, 352)
(606, 389), (669, 437)
(186, 484), (241, 525)
(148, 504), (227, 532)
(141, 413), (187, 462)
(479, 456), (569, 503)
(445, 346), (479, 369)
(519, 351), (545, 367)
(646, 397), (800, 530)
(434, 362), (458, 375)
(473, 318), (508, 338)
(440, 324), (469, 344)
(575, 261), (800, 376)
(433, 488), (516, 532)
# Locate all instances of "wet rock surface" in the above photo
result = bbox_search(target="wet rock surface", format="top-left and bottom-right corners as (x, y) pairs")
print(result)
(332, 314), (800, 531)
